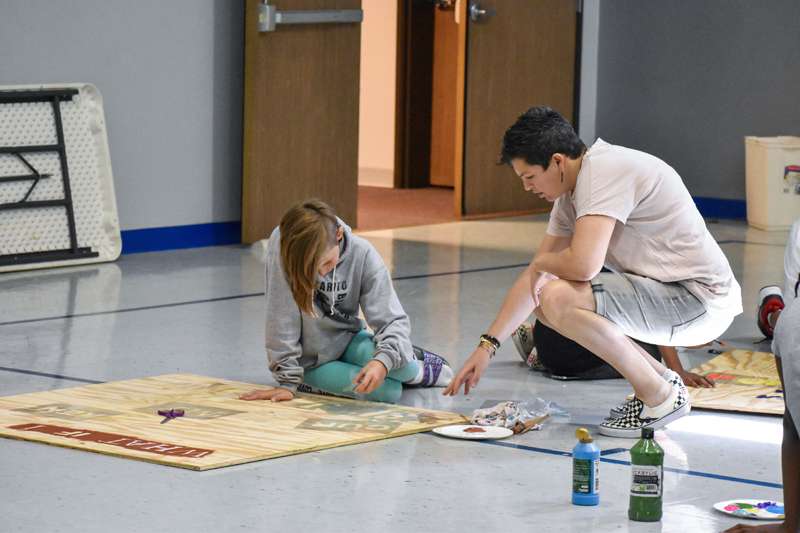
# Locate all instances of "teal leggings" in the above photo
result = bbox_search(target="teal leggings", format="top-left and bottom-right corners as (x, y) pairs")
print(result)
(303, 330), (419, 403)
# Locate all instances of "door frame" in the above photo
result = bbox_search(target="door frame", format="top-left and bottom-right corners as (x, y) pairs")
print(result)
(393, 0), (434, 190)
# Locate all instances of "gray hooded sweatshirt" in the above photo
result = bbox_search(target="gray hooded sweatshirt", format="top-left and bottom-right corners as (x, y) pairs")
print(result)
(264, 219), (415, 392)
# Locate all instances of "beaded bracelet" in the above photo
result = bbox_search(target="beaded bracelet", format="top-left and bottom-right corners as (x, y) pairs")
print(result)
(478, 338), (497, 358)
(480, 334), (501, 350)
(478, 334), (501, 358)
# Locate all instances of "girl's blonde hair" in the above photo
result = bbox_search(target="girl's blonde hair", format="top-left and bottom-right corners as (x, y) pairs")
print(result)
(279, 199), (339, 315)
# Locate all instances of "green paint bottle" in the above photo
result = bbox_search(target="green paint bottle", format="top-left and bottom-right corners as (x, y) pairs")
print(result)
(628, 427), (664, 522)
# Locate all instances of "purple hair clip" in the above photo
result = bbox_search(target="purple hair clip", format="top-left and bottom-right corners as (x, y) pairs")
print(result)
(157, 409), (185, 424)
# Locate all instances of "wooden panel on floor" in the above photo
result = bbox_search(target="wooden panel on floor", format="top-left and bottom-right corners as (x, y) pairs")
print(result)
(0, 374), (467, 470)
(688, 350), (784, 416)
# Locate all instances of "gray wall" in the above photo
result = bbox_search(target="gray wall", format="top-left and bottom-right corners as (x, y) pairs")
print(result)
(594, 0), (800, 200)
(6, 0), (793, 231)
(578, 0), (600, 146)
(0, 0), (244, 230)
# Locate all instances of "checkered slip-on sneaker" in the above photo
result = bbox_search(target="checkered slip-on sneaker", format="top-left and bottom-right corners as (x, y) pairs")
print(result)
(512, 322), (535, 364)
(599, 381), (691, 438)
(607, 369), (685, 419)
(608, 393), (637, 419)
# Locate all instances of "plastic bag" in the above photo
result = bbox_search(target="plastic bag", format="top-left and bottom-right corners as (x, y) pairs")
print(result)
(470, 399), (567, 434)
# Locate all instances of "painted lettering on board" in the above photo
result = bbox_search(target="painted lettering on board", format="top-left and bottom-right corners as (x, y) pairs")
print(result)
(296, 417), (401, 434)
(13, 403), (122, 421)
(705, 373), (782, 387)
(8, 423), (215, 459)
(289, 398), (384, 416)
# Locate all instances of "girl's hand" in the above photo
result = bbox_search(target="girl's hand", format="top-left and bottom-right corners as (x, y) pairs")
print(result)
(353, 360), (388, 394)
(443, 347), (492, 396)
(239, 388), (295, 402)
(677, 370), (715, 388)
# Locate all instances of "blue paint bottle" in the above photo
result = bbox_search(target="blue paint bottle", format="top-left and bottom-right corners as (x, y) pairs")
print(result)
(572, 427), (600, 506)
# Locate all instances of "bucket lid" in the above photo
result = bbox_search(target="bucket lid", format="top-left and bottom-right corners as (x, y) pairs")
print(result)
(745, 136), (800, 147)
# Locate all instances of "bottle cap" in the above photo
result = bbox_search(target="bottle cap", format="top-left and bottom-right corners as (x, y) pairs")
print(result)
(641, 427), (655, 439)
(575, 427), (593, 443)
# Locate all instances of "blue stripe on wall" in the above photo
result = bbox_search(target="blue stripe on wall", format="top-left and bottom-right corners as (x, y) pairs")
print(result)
(692, 196), (746, 220)
(121, 221), (241, 254)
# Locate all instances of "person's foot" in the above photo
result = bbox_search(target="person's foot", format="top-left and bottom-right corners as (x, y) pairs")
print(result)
(599, 379), (690, 438)
(512, 321), (538, 367)
(757, 286), (784, 338)
(608, 369), (685, 418)
(410, 348), (453, 387)
(608, 393), (636, 419)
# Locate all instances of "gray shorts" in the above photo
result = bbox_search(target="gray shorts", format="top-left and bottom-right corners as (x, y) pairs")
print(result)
(591, 272), (730, 347)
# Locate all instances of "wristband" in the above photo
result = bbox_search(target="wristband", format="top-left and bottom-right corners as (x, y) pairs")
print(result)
(480, 334), (501, 350)
(478, 338), (497, 358)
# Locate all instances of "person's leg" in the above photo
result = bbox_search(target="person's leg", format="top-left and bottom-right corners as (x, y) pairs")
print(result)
(777, 358), (800, 532)
(534, 280), (671, 407)
(723, 358), (799, 533)
(340, 330), (453, 387)
(341, 330), (419, 383)
(303, 360), (403, 403)
(626, 337), (668, 375)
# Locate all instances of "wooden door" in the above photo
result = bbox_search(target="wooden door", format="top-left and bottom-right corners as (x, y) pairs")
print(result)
(429, 5), (461, 188)
(462, 0), (576, 216)
(243, 0), (362, 243)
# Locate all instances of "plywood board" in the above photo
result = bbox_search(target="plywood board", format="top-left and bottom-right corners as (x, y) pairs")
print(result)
(0, 374), (467, 470)
(689, 350), (784, 416)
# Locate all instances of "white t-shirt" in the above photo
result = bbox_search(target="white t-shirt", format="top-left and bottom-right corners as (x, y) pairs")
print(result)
(546, 139), (742, 317)
(773, 297), (800, 425)
(783, 219), (800, 308)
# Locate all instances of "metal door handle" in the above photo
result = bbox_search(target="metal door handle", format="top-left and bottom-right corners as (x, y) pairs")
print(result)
(258, 2), (364, 32)
(469, 0), (495, 22)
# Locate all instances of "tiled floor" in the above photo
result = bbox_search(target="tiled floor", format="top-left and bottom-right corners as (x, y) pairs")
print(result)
(0, 215), (788, 533)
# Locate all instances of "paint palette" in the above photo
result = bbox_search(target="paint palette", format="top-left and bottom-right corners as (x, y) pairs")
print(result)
(713, 499), (785, 520)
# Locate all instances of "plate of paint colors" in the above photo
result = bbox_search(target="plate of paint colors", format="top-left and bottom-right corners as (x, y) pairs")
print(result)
(713, 499), (785, 520)
(432, 424), (513, 440)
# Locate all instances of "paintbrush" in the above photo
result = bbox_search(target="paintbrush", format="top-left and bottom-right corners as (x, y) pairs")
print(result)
(513, 414), (549, 435)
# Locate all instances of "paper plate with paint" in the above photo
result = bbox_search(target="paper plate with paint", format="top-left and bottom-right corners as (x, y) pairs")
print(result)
(432, 424), (513, 440)
(713, 499), (785, 520)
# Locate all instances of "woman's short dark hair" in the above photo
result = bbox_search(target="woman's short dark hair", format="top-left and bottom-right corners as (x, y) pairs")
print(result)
(499, 106), (585, 168)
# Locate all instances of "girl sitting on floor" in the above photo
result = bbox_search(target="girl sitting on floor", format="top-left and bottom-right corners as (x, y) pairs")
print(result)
(240, 199), (452, 404)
